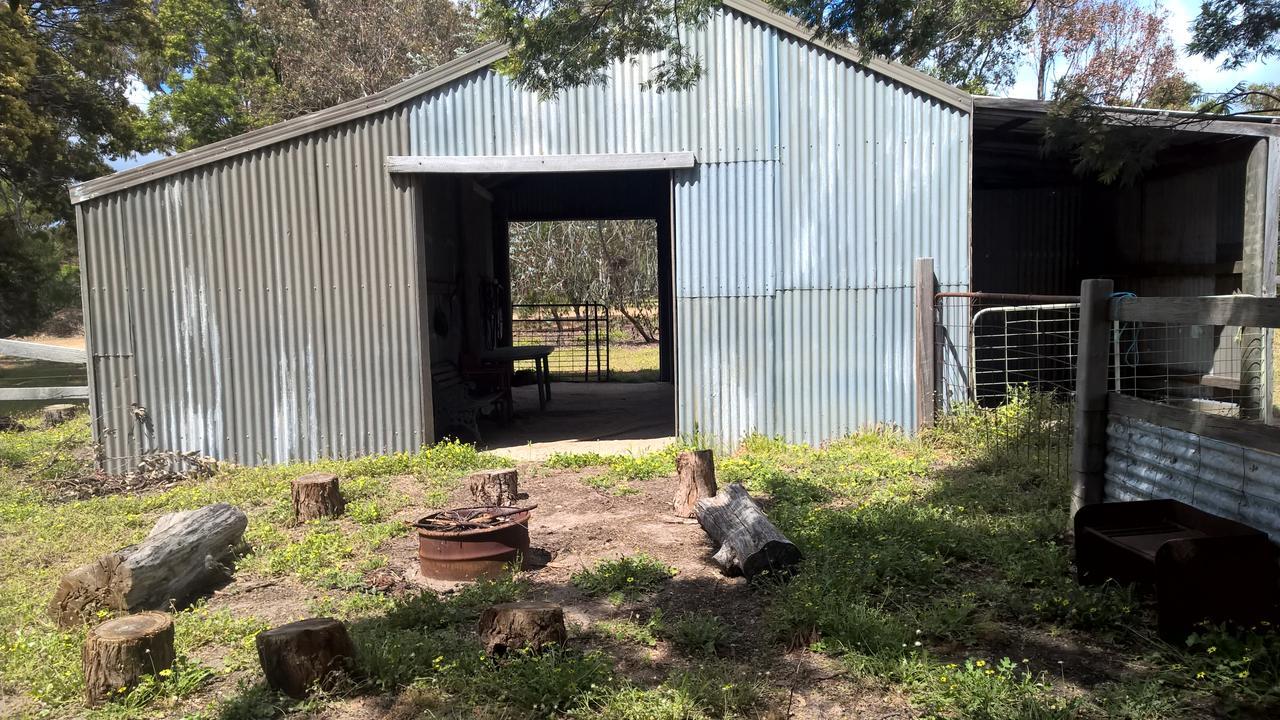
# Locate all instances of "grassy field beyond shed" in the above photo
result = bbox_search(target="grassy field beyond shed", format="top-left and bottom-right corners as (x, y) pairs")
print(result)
(1, 404), (1277, 719)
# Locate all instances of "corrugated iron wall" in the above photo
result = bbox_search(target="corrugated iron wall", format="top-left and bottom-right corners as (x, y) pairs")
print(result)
(406, 7), (970, 445)
(77, 108), (427, 470)
(1105, 413), (1280, 541)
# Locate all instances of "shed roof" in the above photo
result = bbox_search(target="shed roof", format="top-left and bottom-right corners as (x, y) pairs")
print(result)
(69, 0), (971, 204)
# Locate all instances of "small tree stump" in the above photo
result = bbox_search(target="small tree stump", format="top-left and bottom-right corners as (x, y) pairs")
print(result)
(673, 450), (717, 517)
(469, 468), (519, 506)
(43, 403), (79, 427)
(0, 415), (24, 432)
(51, 503), (247, 627)
(696, 483), (802, 580)
(82, 612), (175, 707)
(477, 601), (566, 656)
(292, 473), (344, 522)
(255, 618), (355, 699)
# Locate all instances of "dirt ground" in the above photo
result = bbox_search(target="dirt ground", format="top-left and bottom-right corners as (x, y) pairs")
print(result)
(180, 463), (915, 719)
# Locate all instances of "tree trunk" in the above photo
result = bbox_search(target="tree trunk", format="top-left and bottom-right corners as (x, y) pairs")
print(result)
(50, 503), (247, 627)
(255, 618), (355, 699)
(477, 601), (567, 656)
(695, 483), (802, 580)
(673, 449), (716, 518)
(292, 473), (344, 522)
(617, 305), (657, 343)
(469, 468), (519, 506)
(82, 612), (175, 707)
(43, 403), (79, 428)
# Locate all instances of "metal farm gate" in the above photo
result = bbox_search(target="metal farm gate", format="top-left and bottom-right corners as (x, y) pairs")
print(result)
(932, 291), (1082, 481)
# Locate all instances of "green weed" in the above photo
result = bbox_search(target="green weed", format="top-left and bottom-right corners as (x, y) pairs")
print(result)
(572, 554), (678, 598)
(664, 612), (729, 657)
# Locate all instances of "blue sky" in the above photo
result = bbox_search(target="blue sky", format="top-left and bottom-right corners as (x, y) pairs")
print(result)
(108, 0), (1275, 173)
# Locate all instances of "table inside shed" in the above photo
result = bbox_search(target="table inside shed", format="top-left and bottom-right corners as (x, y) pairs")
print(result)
(479, 345), (554, 411)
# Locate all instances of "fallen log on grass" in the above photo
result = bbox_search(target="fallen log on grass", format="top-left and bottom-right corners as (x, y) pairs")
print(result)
(695, 483), (801, 580)
(50, 503), (247, 627)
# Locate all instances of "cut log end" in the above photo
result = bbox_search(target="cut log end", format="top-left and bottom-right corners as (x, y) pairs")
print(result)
(673, 449), (717, 518)
(696, 483), (802, 580)
(82, 612), (175, 707)
(256, 618), (355, 699)
(292, 473), (344, 522)
(477, 601), (567, 656)
(43, 403), (79, 428)
(469, 468), (520, 506)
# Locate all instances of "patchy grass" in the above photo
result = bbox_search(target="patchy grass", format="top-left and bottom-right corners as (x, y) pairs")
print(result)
(4, 397), (1280, 719)
(572, 554), (679, 598)
(608, 342), (660, 383)
(546, 447), (676, 495)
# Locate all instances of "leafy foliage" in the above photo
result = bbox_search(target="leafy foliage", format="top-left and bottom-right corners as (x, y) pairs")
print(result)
(1189, 0), (1280, 69)
(1028, 0), (1184, 105)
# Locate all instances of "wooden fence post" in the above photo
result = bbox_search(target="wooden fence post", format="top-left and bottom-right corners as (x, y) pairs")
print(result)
(913, 258), (937, 432)
(1071, 278), (1114, 519)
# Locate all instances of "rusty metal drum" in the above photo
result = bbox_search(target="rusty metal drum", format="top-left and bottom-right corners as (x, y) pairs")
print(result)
(416, 506), (531, 581)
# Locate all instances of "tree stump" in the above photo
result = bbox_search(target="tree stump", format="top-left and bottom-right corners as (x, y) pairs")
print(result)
(255, 618), (355, 699)
(50, 503), (247, 627)
(82, 612), (175, 707)
(42, 403), (79, 427)
(477, 601), (567, 656)
(469, 468), (519, 506)
(0, 415), (24, 432)
(673, 449), (717, 517)
(695, 483), (802, 580)
(292, 473), (344, 522)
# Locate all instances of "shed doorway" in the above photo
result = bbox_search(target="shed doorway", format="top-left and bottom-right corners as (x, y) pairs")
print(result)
(410, 163), (679, 458)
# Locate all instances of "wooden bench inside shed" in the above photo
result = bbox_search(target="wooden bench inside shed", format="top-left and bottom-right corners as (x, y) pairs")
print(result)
(1075, 499), (1278, 638)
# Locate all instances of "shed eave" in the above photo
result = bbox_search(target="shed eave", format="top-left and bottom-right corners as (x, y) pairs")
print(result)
(385, 152), (697, 174)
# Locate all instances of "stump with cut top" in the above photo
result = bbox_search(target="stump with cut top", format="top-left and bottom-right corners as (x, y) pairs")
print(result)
(477, 601), (566, 656)
(50, 503), (247, 627)
(82, 612), (175, 707)
(291, 473), (344, 522)
(43, 403), (79, 428)
(695, 482), (802, 579)
(255, 618), (355, 698)
(673, 449), (717, 517)
(469, 468), (519, 506)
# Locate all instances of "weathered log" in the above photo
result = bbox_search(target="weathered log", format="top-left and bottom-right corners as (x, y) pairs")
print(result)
(291, 473), (344, 522)
(468, 468), (519, 506)
(82, 612), (175, 707)
(42, 403), (79, 427)
(477, 601), (567, 656)
(50, 503), (247, 627)
(673, 449), (717, 517)
(695, 483), (802, 580)
(255, 618), (355, 699)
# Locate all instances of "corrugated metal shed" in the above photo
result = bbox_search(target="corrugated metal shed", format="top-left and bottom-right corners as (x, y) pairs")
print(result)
(71, 0), (972, 466)
(1105, 413), (1280, 542)
(406, 6), (970, 442)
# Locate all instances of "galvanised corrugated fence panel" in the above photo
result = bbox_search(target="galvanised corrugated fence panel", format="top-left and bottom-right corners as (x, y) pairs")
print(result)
(1105, 413), (1280, 541)
(409, 12), (779, 163)
(404, 6), (970, 446)
(77, 108), (425, 469)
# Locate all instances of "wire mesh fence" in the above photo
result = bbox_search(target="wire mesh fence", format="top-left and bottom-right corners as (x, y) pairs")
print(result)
(510, 303), (610, 382)
(1110, 319), (1267, 421)
(934, 293), (1082, 481)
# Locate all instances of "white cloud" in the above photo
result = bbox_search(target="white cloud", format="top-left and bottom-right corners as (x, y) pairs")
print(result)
(125, 77), (154, 111)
